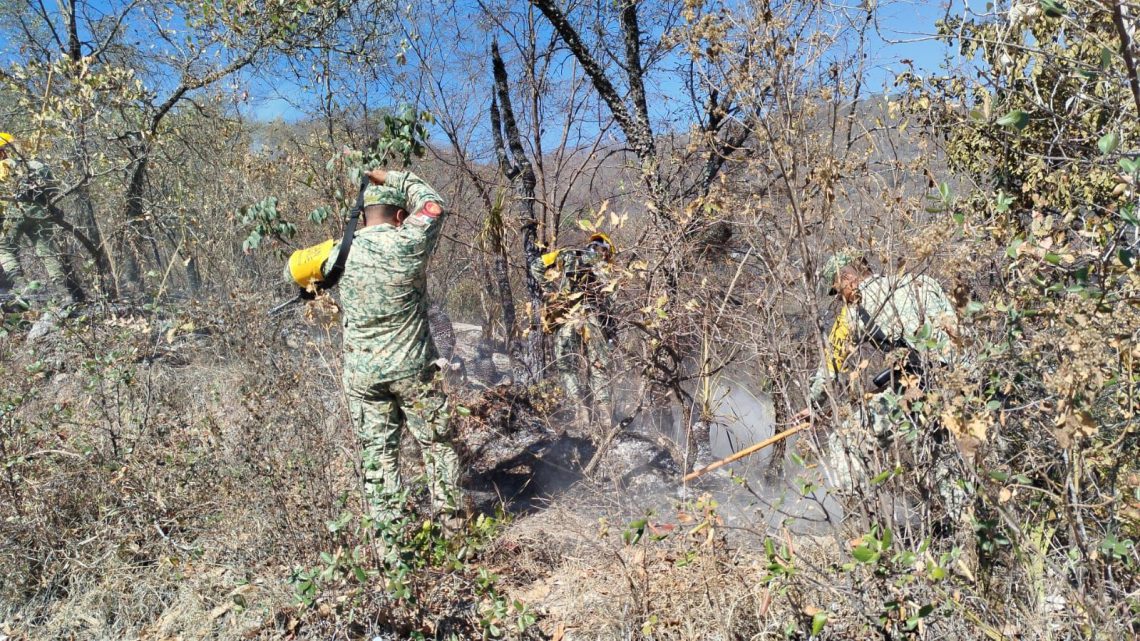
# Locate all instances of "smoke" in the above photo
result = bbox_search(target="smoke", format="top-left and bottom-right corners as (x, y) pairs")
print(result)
(706, 380), (778, 467)
(681, 378), (842, 533)
(449, 321), (841, 531)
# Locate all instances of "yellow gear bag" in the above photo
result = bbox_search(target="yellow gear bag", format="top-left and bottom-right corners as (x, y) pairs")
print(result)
(287, 239), (335, 288)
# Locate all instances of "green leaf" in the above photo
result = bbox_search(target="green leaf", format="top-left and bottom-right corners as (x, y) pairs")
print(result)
(1039, 0), (1066, 18)
(309, 206), (330, 224)
(243, 230), (262, 251)
(852, 546), (879, 563)
(1119, 248), (1134, 268)
(996, 110), (1029, 130)
(1044, 252), (1061, 265)
(995, 190), (1014, 213)
(988, 470), (1009, 482)
(1101, 47), (1113, 70)
(1006, 236), (1025, 258)
(1120, 205), (1140, 226)
(1098, 132), (1121, 155)
(811, 611), (828, 635)
(870, 469), (892, 485)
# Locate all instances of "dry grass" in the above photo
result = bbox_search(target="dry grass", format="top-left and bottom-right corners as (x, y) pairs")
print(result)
(495, 504), (775, 640)
(1, 277), (1135, 640)
(0, 299), (352, 639)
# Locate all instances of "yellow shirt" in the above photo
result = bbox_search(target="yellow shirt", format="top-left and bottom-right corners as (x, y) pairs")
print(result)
(826, 306), (852, 377)
(809, 305), (853, 404)
(0, 158), (12, 216)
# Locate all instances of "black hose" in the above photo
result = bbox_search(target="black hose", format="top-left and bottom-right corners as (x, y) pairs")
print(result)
(319, 174), (371, 290)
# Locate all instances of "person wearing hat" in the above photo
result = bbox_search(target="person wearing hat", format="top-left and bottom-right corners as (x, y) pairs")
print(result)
(0, 133), (79, 300)
(804, 249), (965, 519)
(321, 167), (461, 529)
(530, 232), (617, 438)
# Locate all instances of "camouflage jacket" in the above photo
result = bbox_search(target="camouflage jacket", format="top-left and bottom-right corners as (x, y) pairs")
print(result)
(324, 171), (446, 383)
(1, 158), (54, 220)
(528, 248), (613, 333)
(809, 272), (958, 405)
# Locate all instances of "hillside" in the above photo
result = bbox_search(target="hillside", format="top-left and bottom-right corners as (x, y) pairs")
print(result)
(1, 0), (1138, 639)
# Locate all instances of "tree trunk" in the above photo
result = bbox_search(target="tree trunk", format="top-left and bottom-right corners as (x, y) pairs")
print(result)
(490, 40), (545, 375)
(527, 0), (664, 211)
(119, 136), (163, 292)
(491, 251), (516, 347)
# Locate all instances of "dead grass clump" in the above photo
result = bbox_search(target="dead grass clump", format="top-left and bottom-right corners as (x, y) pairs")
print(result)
(0, 300), (363, 639)
(492, 502), (775, 640)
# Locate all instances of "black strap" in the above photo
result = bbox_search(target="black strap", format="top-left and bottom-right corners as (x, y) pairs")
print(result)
(858, 304), (926, 390)
(318, 175), (371, 290)
(855, 304), (906, 351)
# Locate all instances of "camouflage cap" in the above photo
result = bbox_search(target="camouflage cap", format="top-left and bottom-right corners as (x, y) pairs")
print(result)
(363, 184), (406, 209)
(820, 249), (863, 295)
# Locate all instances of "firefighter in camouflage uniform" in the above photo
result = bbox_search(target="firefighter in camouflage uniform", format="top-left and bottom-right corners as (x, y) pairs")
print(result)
(0, 133), (78, 300)
(322, 168), (461, 526)
(530, 233), (616, 436)
(807, 250), (968, 521)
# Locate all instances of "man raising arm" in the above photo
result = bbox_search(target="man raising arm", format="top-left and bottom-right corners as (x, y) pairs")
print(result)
(328, 168), (461, 529)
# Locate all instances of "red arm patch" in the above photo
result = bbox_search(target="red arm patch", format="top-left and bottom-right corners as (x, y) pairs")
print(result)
(420, 201), (442, 218)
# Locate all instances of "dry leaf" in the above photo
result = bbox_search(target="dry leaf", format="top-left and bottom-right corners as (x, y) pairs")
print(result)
(966, 417), (989, 442)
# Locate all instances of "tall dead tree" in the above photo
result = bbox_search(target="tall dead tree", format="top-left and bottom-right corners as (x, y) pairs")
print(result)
(118, 47), (262, 291)
(490, 40), (546, 373)
(527, 0), (665, 214)
(521, 0), (762, 471)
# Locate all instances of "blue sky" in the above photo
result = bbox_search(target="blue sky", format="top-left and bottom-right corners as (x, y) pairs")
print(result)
(246, 0), (964, 126)
(866, 0), (966, 86)
(1, 0), (963, 127)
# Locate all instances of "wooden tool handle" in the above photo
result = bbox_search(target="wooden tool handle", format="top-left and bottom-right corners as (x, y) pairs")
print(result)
(682, 422), (811, 482)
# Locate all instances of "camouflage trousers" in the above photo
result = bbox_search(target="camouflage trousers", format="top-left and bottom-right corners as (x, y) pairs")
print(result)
(0, 206), (72, 296)
(343, 365), (460, 523)
(825, 391), (969, 523)
(553, 319), (612, 412)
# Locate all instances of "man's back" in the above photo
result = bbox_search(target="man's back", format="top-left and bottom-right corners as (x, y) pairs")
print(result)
(320, 167), (461, 523)
(340, 220), (442, 382)
(856, 272), (957, 360)
(335, 170), (446, 384)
